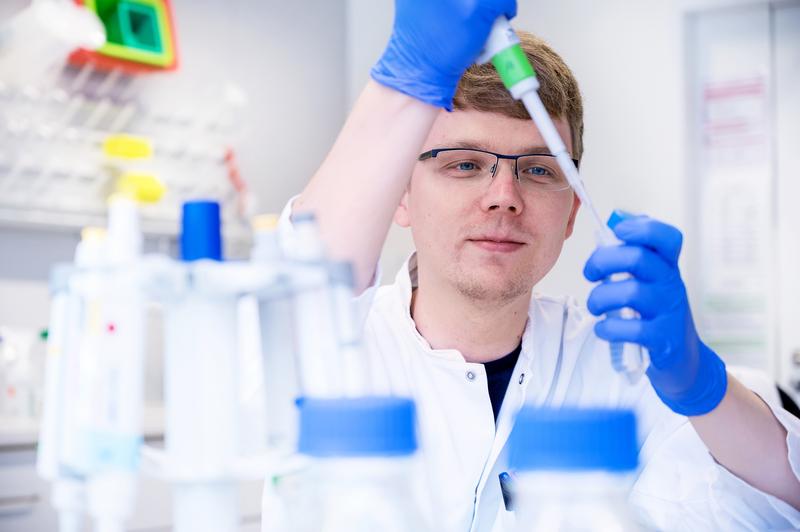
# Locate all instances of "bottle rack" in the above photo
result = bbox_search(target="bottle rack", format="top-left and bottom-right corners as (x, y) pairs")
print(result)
(0, 59), (250, 239)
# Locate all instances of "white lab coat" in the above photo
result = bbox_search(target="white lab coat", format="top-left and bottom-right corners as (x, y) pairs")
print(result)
(271, 201), (800, 532)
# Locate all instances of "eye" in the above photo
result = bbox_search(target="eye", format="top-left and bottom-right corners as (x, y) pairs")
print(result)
(520, 164), (552, 177)
(517, 158), (570, 189)
(441, 159), (485, 178)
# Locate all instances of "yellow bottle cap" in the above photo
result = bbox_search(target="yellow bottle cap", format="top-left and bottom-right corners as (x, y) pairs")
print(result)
(116, 172), (166, 203)
(81, 226), (107, 241)
(103, 134), (153, 160)
(252, 214), (279, 231)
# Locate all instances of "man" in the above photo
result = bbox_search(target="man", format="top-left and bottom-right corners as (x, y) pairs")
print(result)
(279, 1), (800, 530)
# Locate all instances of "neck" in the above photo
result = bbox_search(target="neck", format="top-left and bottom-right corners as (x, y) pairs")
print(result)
(410, 272), (530, 364)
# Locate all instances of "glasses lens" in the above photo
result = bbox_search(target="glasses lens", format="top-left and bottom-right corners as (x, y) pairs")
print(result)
(517, 155), (569, 190)
(432, 150), (497, 179)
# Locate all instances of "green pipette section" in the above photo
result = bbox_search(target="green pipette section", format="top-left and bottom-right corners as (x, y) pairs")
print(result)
(491, 44), (536, 90)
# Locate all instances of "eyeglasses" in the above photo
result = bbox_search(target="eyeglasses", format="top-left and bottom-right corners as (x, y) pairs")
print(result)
(418, 148), (579, 192)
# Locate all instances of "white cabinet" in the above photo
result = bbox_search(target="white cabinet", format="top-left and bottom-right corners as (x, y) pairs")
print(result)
(774, 2), (800, 402)
(687, 1), (800, 398)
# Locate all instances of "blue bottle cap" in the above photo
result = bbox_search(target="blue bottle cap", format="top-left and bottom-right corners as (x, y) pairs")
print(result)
(607, 209), (636, 230)
(509, 407), (638, 472)
(180, 200), (222, 261)
(297, 397), (417, 457)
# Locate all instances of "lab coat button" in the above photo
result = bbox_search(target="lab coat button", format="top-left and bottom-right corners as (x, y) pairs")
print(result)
(466, 370), (476, 381)
(519, 373), (525, 385)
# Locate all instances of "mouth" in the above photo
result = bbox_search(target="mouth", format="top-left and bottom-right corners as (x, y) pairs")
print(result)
(467, 237), (526, 253)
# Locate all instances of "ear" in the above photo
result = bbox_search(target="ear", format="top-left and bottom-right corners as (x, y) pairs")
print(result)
(564, 192), (581, 239)
(393, 190), (411, 227)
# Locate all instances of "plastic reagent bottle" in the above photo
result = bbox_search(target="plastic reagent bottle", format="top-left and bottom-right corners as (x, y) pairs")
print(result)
(274, 397), (431, 532)
(510, 407), (641, 531)
(251, 213), (299, 449)
(284, 213), (342, 397)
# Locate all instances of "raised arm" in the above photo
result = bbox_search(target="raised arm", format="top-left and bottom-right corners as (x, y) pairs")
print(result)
(293, 83), (437, 292)
(293, 0), (517, 293)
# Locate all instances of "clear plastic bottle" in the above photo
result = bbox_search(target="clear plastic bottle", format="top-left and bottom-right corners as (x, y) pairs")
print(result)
(269, 397), (431, 532)
(285, 212), (342, 397)
(251, 214), (299, 450)
(510, 408), (641, 532)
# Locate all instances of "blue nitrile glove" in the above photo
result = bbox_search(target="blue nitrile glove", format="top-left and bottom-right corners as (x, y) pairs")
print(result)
(583, 212), (728, 416)
(370, 0), (517, 110)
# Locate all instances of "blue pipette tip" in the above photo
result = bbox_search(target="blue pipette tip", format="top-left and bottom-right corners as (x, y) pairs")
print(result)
(180, 200), (222, 262)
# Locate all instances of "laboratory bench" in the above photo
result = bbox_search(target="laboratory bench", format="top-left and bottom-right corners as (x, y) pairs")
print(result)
(0, 406), (264, 532)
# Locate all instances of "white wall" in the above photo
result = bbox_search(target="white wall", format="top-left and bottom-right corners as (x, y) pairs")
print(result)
(190, 0), (347, 216)
(345, 0), (696, 300)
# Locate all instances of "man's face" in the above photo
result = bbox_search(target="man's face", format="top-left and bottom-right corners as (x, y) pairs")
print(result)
(394, 108), (581, 302)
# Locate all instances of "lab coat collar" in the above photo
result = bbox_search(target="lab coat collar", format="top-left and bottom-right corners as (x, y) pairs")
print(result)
(391, 251), (569, 417)
(525, 295), (570, 407)
(393, 252), (561, 378)
(395, 253), (466, 362)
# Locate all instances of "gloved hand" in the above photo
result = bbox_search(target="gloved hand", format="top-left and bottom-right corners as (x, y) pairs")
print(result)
(371, 0), (517, 110)
(583, 213), (728, 416)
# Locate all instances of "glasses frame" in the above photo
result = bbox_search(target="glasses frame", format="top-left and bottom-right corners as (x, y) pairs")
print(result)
(418, 147), (580, 191)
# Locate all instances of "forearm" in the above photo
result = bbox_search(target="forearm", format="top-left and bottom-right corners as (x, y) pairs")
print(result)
(690, 373), (800, 509)
(294, 80), (439, 292)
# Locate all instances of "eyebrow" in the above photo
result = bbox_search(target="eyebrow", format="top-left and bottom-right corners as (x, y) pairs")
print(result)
(449, 141), (553, 155)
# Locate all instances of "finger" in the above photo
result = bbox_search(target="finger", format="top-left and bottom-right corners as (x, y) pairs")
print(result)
(611, 217), (683, 266)
(583, 244), (674, 283)
(478, 0), (517, 20)
(594, 317), (659, 353)
(586, 279), (664, 319)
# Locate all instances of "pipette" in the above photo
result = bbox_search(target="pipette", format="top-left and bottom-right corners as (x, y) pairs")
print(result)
(478, 18), (649, 383)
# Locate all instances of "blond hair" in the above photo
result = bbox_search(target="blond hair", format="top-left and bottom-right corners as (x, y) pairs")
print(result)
(453, 32), (584, 162)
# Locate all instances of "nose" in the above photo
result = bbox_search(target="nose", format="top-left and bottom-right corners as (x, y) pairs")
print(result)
(480, 158), (523, 215)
